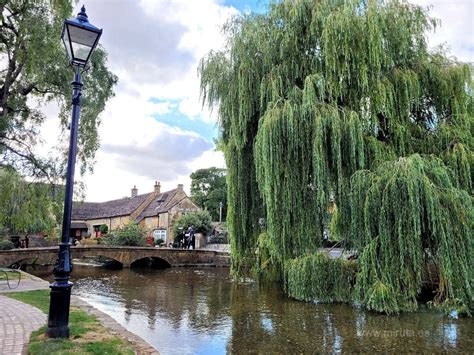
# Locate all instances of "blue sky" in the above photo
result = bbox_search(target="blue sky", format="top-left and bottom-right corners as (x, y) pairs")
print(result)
(150, 98), (217, 143)
(223, 0), (269, 13)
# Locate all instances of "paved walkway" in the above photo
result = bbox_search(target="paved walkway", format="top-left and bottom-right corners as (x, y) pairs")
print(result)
(0, 269), (50, 294)
(0, 271), (49, 354)
(0, 295), (46, 355)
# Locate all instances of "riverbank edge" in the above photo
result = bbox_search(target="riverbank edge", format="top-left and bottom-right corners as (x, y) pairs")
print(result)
(71, 296), (159, 355)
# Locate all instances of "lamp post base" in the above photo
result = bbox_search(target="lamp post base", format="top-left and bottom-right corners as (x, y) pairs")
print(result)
(47, 282), (73, 338)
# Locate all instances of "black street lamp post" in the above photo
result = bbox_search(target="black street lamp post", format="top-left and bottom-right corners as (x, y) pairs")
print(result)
(47, 5), (102, 339)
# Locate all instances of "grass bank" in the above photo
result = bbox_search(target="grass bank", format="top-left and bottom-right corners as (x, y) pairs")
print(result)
(6, 290), (134, 354)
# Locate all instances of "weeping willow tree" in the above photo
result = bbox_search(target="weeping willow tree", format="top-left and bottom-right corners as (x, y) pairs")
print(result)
(200, 0), (473, 314)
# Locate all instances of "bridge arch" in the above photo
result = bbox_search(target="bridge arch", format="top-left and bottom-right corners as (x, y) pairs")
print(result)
(73, 254), (124, 269)
(130, 256), (172, 269)
(71, 248), (127, 268)
(7, 257), (38, 269)
(3, 253), (56, 269)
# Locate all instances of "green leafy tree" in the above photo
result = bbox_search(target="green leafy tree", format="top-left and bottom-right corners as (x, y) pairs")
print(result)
(190, 167), (227, 221)
(0, 168), (63, 235)
(0, 0), (117, 178)
(200, 0), (473, 314)
(172, 210), (212, 237)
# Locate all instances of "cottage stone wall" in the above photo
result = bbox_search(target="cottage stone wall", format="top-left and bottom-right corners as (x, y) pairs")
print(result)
(82, 215), (130, 235)
(138, 216), (159, 230)
(158, 213), (168, 229)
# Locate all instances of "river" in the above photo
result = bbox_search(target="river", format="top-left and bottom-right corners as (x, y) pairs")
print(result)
(32, 265), (473, 354)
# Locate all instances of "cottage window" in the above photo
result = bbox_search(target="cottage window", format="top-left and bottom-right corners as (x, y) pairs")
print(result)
(153, 229), (167, 244)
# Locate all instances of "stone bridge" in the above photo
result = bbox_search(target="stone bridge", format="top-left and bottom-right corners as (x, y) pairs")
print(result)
(0, 246), (230, 268)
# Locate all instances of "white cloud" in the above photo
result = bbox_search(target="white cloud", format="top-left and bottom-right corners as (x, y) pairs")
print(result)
(409, 0), (474, 62)
(83, 135), (224, 201)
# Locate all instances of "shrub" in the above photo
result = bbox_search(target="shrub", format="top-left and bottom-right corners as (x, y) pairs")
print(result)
(172, 210), (212, 236)
(101, 223), (147, 247)
(155, 238), (164, 246)
(0, 240), (15, 250)
(99, 224), (108, 234)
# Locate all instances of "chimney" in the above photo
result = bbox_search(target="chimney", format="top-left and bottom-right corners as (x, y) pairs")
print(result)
(177, 184), (183, 192)
(154, 181), (161, 194)
(131, 185), (138, 198)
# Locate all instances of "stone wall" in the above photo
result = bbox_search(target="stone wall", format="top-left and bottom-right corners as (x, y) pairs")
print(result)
(0, 246), (230, 268)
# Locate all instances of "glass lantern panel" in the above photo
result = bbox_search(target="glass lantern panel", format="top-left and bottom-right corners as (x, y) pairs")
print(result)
(61, 27), (73, 62)
(71, 42), (91, 61)
(68, 24), (98, 47)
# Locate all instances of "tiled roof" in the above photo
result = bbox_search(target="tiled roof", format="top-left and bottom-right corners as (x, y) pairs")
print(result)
(72, 193), (152, 220)
(72, 188), (180, 221)
(136, 189), (178, 221)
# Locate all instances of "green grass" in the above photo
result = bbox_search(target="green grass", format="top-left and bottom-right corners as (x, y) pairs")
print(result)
(7, 289), (50, 313)
(5, 290), (135, 355)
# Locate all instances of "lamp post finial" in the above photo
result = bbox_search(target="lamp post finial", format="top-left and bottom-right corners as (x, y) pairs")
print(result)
(77, 5), (88, 22)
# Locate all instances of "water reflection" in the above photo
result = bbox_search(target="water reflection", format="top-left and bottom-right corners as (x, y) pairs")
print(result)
(443, 323), (458, 347)
(34, 266), (474, 354)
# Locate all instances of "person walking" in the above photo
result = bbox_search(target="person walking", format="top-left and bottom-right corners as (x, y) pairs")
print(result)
(188, 225), (195, 250)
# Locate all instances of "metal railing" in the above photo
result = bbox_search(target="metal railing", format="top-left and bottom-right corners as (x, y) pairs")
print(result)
(0, 267), (21, 289)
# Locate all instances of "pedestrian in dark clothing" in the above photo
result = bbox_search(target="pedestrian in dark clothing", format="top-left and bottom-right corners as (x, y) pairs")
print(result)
(188, 225), (195, 250)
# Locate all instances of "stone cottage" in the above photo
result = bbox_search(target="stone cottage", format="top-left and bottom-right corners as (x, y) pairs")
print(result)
(71, 182), (200, 244)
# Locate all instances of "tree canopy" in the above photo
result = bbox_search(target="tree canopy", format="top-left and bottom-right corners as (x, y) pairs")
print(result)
(0, 168), (63, 235)
(0, 0), (117, 178)
(190, 167), (227, 221)
(200, 0), (473, 314)
(172, 210), (213, 237)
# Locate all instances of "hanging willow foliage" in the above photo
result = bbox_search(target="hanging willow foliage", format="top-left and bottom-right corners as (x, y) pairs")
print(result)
(255, 95), (320, 263)
(350, 155), (472, 314)
(199, 0), (473, 314)
(286, 253), (357, 303)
